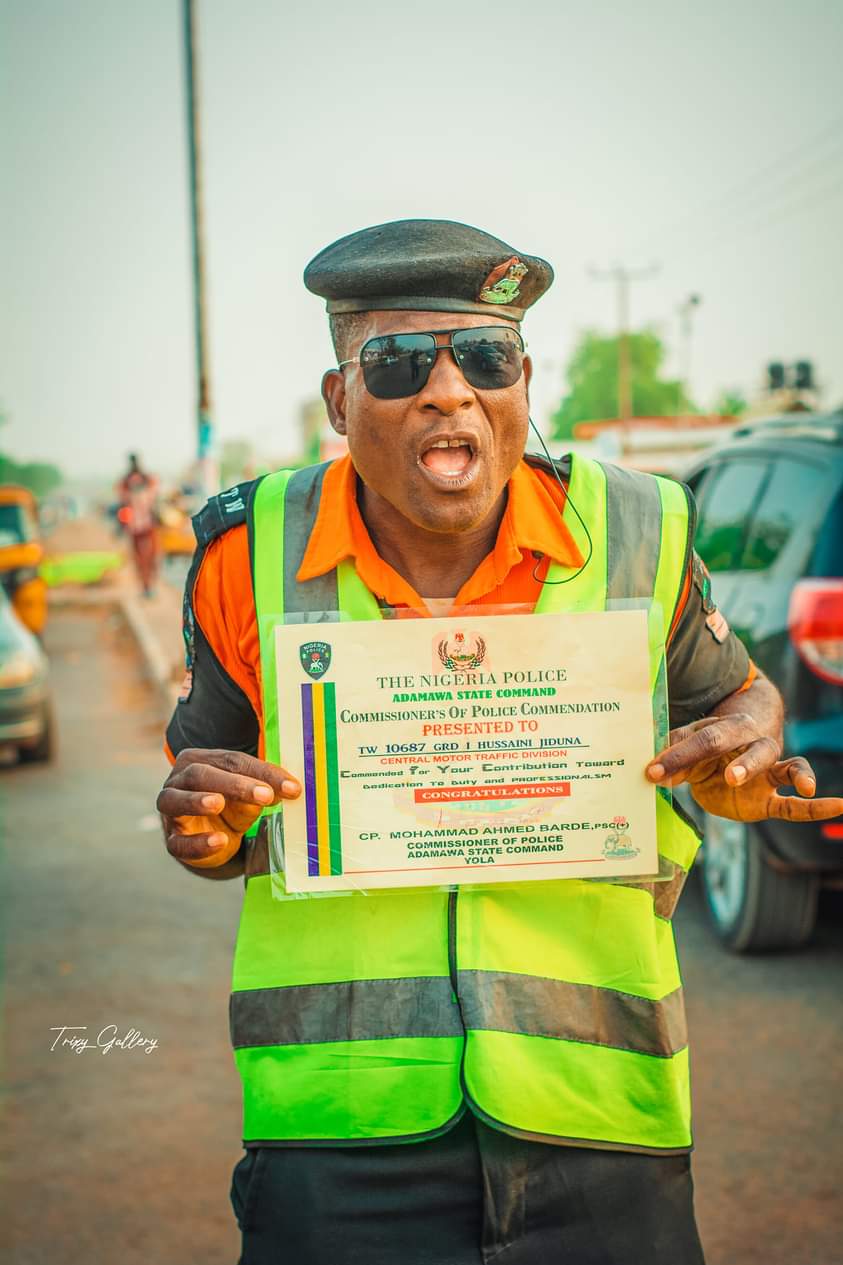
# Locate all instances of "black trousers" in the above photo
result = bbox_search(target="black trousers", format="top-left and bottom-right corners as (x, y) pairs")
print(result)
(230, 1112), (706, 1265)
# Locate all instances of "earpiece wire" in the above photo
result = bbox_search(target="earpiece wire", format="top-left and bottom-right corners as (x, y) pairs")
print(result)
(528, 417), (594, 585)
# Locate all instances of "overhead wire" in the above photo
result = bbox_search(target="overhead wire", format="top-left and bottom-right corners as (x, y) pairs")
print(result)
(625, 112), (843, 260)
(692, 169), (843, 259)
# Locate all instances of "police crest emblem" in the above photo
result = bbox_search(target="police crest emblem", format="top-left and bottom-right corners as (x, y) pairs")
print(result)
(300, 641), (332, 678)
(437, 630), (487, 671)
(479, 256), (529, 305)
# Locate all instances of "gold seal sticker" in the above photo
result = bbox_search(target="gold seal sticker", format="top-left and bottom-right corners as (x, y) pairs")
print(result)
(479, 256), (529, 305)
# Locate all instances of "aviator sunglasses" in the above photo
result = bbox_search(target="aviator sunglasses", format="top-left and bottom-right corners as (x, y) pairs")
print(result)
(338, 326), (526, 400)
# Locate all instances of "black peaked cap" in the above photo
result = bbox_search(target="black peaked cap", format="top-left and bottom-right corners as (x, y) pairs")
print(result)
(304, 219), (554, 323)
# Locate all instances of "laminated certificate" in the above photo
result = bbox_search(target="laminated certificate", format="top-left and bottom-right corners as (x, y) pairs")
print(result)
(275, 609), (659, 892)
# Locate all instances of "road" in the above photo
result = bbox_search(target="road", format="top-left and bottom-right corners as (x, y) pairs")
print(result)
(2, 608), (842, 1265)
(1, 607), (242, 1265)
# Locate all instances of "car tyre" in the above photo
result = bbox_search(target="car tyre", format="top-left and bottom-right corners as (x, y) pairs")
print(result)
(19, 702), (56, 764)
(700, 813), (819, 952)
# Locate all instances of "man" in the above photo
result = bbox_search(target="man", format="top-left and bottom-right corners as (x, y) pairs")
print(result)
(157, 220), (842, 1264)
(116, 452), (159, 597)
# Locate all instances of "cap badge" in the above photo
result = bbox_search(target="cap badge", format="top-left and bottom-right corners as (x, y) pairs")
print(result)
(479, 257), (529, 305)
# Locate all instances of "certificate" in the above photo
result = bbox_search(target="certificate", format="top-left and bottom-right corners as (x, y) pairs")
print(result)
(275, 609), (658, 892)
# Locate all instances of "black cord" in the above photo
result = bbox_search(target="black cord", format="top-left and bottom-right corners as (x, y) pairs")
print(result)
(528, 418), (594, 585)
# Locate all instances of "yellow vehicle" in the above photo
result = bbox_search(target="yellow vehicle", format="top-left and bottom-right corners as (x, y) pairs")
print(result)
(0, 485), (48, 636)
(156, 501), (196, 558)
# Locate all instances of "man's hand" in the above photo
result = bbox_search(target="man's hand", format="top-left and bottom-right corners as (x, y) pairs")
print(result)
(646, 713), (843, 823)
(157, 748), (301, 868)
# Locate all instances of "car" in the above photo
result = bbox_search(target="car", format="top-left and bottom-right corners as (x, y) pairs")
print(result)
(0, 584), (54, 763)
(0, 484), (48, 636)
(681, 411), (843, 951)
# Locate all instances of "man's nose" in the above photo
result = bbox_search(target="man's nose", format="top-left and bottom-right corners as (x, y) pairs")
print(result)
(415, 344), (475, 414)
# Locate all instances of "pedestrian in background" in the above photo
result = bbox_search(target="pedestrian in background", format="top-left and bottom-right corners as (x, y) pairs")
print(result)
(116, 453), (159, 598)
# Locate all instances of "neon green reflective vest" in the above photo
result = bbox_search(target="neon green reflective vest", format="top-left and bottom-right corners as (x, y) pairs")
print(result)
(230, 454), (701, 1154)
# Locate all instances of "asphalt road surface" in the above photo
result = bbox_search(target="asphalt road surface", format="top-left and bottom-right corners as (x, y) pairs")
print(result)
(2, 608), (842, 1265)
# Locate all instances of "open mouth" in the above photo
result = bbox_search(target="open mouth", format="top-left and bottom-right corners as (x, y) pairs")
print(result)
(418, 437), (478, 487)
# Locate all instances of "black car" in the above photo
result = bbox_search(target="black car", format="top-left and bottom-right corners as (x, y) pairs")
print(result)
(681, 411), (843, 951)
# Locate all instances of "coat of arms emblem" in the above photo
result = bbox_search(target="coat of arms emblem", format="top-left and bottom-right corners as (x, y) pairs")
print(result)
(300, 641), (332, 679)
(602, 816), (639, 860)
(437, 630), (487, 671)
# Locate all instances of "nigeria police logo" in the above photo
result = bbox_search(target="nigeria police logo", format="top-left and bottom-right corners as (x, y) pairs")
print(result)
(300, 641), (332, 679)
(479, 256), (529, 305)
(437, 630), (486, 671)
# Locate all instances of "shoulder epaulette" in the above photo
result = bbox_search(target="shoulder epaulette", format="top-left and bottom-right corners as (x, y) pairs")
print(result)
(191, 477), (263, 548)
(523, 451), (572, 480)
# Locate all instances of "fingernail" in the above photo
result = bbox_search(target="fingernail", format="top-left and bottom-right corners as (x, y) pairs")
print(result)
(208, 833), (228, 849)
(732, 766), (746, 784)
(201, 794), (222, 810)
(253, 785), (274, 804)
(282, 779), (301, 797)
(647, 764), (665, 781)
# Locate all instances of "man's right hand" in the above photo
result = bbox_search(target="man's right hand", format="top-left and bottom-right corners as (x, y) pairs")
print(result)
(157, 748), (302, 869)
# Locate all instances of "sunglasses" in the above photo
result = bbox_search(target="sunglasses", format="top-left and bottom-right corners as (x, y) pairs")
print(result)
(338, 326), (526, 400)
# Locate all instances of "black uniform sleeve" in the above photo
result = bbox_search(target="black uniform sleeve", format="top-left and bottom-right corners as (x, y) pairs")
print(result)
(666, 551), (752, 729)
(165, 611), (260, 759)
(165, 482), (262, 761)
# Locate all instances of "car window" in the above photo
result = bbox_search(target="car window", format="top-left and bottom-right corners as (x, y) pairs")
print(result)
(684, 465), (717, 510)
(692, 460), (769, 571)
(741, 459), (824, 571)
(811, 485), (843, 577)
(0, 504), (24, 547)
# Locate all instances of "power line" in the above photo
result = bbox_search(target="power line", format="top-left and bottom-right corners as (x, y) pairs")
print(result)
(693, 169), (843, 260)
(627, 112), (843, 258)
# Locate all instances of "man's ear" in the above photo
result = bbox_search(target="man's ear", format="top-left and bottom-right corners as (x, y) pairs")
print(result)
(523, 353), (533, 402)
(322, 369), (347, 436)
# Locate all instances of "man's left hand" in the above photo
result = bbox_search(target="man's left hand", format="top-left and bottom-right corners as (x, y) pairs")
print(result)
(646, 713), (843, 823)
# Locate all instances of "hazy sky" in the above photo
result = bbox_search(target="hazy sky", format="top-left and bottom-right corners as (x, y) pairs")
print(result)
(2, 0), (842, 480)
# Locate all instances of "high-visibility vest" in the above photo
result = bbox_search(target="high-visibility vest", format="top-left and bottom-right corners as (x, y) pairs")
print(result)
(230, 454), (701, 1154)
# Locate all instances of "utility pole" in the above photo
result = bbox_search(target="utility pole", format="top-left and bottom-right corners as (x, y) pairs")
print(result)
(677, 293), (702, 415)
(589, 263), (659, 454)
(183, 0), (215, 496)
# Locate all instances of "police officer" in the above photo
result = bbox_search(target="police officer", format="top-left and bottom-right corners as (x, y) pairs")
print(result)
(157, 220), (843, 1265)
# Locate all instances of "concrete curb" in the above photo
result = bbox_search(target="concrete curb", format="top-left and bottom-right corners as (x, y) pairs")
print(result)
(49, 587), (178, 721)
(118, 592), (179, 720)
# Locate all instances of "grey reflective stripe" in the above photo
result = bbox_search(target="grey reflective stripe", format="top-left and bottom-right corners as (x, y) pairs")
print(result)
(282, 463), (339, 617)
(652, 865), (689, 921)
(232, 971), (688, 1057)
(600, 462), (663, 601)
(230, 977), (463, 1048)
(244, 820), (270, 882)
(612, 864), (689, 922)
(458, 969), (687, 1058)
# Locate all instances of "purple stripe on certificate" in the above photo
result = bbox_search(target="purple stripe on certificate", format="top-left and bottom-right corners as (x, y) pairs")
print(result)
(300, 684), (319, 875)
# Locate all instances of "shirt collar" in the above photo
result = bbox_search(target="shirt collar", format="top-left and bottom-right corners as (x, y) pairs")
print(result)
(297, 454), (583, 604)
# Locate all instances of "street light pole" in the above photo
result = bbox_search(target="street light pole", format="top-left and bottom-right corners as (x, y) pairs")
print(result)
(183, 0), (215, 496)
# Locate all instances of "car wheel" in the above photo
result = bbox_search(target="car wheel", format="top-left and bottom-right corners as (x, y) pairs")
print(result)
(18, 702), (56, 764)
(700, 813), (819, 952)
